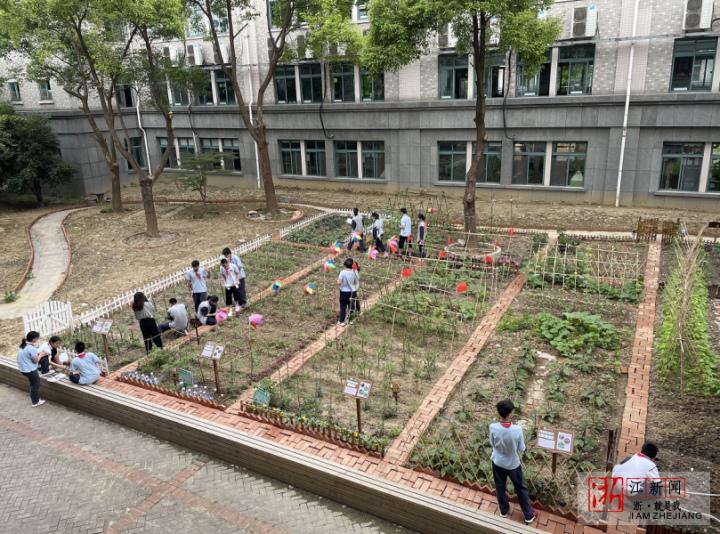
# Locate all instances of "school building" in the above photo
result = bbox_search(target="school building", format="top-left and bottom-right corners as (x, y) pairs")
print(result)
(2, 0), (720, 209)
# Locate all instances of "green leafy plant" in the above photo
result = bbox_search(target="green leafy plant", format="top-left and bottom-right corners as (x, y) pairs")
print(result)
(3, 290), (17, 303)
(497, 309), (535, 333)
(535, 312), (617, 356)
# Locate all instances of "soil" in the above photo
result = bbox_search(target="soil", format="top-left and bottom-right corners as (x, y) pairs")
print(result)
(246, 208), (301, 221)
(122, 231), (180, 248)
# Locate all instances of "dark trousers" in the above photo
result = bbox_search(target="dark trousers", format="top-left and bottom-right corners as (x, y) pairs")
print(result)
(69, 373), (81, 384)
(492, 462), (534, 519)
(418, 244), (425, 258)
(348, 233), (365, 253)
(398, 235), (411, 252)
(22, 370), (40, 404)
(192, 292), (207, 312)
(225, 279), (246, 307)
(158, 322), (171, 333)
(373, 231), (386, 253)
(339, 291), (360, 323)
(139, 317), (163, 352)
(204, 317), (217, 326)
(38, 355), (50, 374)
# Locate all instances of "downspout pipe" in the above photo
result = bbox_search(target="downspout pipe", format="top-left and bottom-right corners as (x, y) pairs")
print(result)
(247, 33), (261, 190)
(615, 0), (640, 207)
(134, 84), (152, 173)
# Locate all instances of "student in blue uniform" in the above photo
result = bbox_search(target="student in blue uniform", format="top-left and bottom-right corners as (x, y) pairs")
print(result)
(68, 341), (101, 385)
(222, 247), (247, 309)
(337, 258), (360, 325)
(371, 212), (388, 257)
(186, 260), (210, 312)
(220, 258), (242, 312)
(17, 331), (44, 407)
(347, 208), (366, 253)
(398, 208), (412, 255)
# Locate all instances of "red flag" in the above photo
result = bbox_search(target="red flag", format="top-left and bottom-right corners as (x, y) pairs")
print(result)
(402, 268), (412, 279)
(448, 238), (452, 246)
(352, 261), (358, 271)
(509, 228), (515, 236)
(439, 251), (446, 259)
(456, 282), (468, 293)
(485, 255), (493, 264)
(495, 240), (499, 248)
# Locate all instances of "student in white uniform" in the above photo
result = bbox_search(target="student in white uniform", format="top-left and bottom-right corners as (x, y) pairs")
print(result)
(612, 442), (661, 498)
(186, 260), (210, 312)
(417, 213), (427, 259)
(197, 296), (220, 326)
(398, 208), (412, 255)
(158, 298), (188, 333)
(337, 258), (360, 325)
(347, 208), (366, 253)
(220, 258), (242, 312)
(371, 212), (388, 257)
(37, 336), (66, 376)
(222, 247), (247, 309)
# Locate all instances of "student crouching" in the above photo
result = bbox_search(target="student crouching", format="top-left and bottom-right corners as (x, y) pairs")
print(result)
(37, 336), (67, 376)
(68, 342), (101, 385)
(198, 296), (220, 326)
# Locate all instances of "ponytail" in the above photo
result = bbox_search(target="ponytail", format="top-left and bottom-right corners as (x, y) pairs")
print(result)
(19, 338), (26, 349)
(20, 330), (40, 349)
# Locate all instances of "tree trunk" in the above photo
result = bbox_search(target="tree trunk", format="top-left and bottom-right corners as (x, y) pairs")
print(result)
(139, 178), (160, 237)
(257, 130), (279, 214)
(110, 162), (123, 213)
(32, 180), (44, 208)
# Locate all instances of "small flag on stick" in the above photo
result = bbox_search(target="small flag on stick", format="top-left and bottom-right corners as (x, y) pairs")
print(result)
(457, 282), (468, 293)
(402, 268), (412, 279)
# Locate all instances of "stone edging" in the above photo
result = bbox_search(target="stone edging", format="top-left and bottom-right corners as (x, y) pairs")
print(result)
(120, 231), (182, 249)
(117, 376), (226, 411)
(245, 209), (304, 224)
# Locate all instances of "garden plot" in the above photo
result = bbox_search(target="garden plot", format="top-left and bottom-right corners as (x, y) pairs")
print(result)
(286, 214), (349, 248)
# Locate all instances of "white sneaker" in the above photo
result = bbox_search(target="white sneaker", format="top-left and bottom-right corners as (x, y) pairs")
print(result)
(43, 370), (56, 376)
(383, 252), (389, 257)
(31, 399), (46, 407)
(337, 321), (345, 326)
(235, 305), (241, 312)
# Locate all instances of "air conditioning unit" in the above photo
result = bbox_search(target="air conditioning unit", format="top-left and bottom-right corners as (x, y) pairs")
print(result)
(684, 0), (713, 30)
(537, 10), (547, 19)
(438, 24), (457, 48)
(163, 46), (179, 64)
(215, 41), (229, 64)
(187, 43), (204, 66)
(572, 6), (597, 38)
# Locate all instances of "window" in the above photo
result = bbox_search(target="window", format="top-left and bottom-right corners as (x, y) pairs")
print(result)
(438, 142), (467, 182)
(158, 137), (177, 168)
(8, 82), (21, 102)
(335, 141), (358, 178)
(116, 83), (134, 107)
(212, 14), (229, 34)
(268, 0), (279, 29)
(178, 138), (195, 163)
(550, 142), (587, 186)
(438, 55), (468, 100)
(670, 39), (716, 92)
(201, 138), (221, 168)
(222, 138), (241, 172)
(476, 55), (505, 98)
(361, 141), (385, 179)
(38, 81), (52, 101)
(170, 83), (189, 106)
(124, 137), (145, 169)
(357, 2), (368, 19)
(472, 141), (502, 183)
(659, 142), (703, 191)
(332, 63), (355, 102)
(187, 6), (206, 36)
(512, 142), (545, 185)
(360, 70), (383, 101)
(215, 71), (235, 105)
(280, 140), (302, 175)
(275, 66), (297, 103)
(195, 80), (213, 105)
(110, 22), (126, 42)
(305, 141), (326, 176)
(516, 52), (551, 97)
(300, 64), (323, 103)
(556, 45), (594, 96)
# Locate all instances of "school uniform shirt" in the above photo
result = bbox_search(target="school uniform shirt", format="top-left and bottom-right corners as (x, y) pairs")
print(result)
(352, 214), (364, 234)
(229, 254), (246, 279)
(400, 214), (412, 237)
(197, 301), (216, 325)
(168, 303), (188, 330)
(186, 268), (209, 293)
(16, 344), (37, 373)
(417, 221), (427, 243)
(612, 453), (660, 496)
(69, 352), (101, 385)
(338, 269), (360, 292)
(133, 301), (155, 320)
(489, 422), (525, 470)
(221, 264), (240, 286)
(37, 341), (53, 357)
(373, 219), (384, 238)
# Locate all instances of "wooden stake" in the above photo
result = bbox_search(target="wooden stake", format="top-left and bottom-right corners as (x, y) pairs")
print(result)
(213, 359), (221, 393)
(356, 397), (362, 434)
(102, 333), (110, 361)
(551, 452), (557, 476)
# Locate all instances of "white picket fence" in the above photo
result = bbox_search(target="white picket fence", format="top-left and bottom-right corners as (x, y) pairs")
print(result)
(22, 301), (74, 337)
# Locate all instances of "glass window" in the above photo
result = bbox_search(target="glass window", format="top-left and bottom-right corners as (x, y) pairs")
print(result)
(361, 141), (385, 179)
(212, 14), (228, 34)
(305, 140), (326, 176)
(670, 39), (716, 92)
(124, 137), (145, 169)
(280, 140), (302, 175)
(187, 5), (206, 36)
(357, 2), (368, 20)
(556, 45), (594, 96)
(158, 137), (177, 168)
(659, 142), (704, 191)
(214, 71), (235, 105)
(550, 142), (587, 186)
(116, 83), (134, 107)
(178, 138), (195, 164)
(300, 64), (323, 103)
(268, 0), (279, 29)
(332, 63), (355, 102)
(170, 83), (189, 106)
(472, 141), (503, 183)
(438, 55), (468, 100)
(360, 70), (383, 101)
(275, 66), (297, 104)
(512, 142), (545, 185)
(335, 141), (358, 178)
(475, 55), (505, 98)
(195, 80), (213, 105)
(201, 138), (221, 168)
(516, 52), (551, 97)
(222, 138), (241, 172)
(9, 82), (21, 102)
(438, 142), (468, 182)
(38, 81), (52, 101)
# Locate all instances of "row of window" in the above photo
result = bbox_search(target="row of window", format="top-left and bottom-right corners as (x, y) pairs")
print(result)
(275, 64), (383, 104)
(278, 140), (385, 179)
(8, 80), (52, 102)
(157, 137), (242, 172)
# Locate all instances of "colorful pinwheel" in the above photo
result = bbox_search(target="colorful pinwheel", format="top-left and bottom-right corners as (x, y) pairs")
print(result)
(330, 241), (342, 255)
(428, 207), (437, 214)
(272, 278), (283, 292)
(322, 260), (336, 272)
(351, 232), (361, 243)
(366, 246), (378, 261)
(303, 283), (317, 296)
(248, 314), (263, 329)
(387, 236), (398, 254)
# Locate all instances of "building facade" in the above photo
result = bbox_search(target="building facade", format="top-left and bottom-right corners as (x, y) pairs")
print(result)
(3, 0), (720, 208)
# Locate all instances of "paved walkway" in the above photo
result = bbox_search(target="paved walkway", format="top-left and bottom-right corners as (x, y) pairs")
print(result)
(0, 209), (82, 320)
(0, 384), (411, 534)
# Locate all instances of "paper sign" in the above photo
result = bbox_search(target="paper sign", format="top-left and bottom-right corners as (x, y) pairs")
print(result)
(201, 343), (215, 358)
(343, 378), (359, 397)
(342, 377), (373, 399)
(200, 342), (225, 360)
(357, 381), (372, 399)
(92, 319), (113, 334)
(536, 425), (575, 455)
(253, 387), (271, 407)
(178, 368), (194, 387)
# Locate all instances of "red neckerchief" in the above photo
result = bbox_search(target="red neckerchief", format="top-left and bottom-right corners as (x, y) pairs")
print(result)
(500, 422), (512, 428)
(196, 270), (201, 280)
(637, 453), (650, 460)
(77, 352), (86, 359)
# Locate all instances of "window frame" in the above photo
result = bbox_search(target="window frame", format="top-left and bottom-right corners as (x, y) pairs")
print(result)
(38, 80), (52, 101)
(361, 141), (385, 179)
(658, 142), (704, 192)
(550, 142), (587, 187)
(472, 141), (503, 183)
(274, 65), (297, 104)
(473, 54), (506, 99)
(437, 141), (468, 183)
(158, 137), (177, 169)
(669, 38), (717, 93)
(516, 52), (552, 97)
(177, 137), (195, 165)
(359, 70), (384, 101)
(124, 137), (145, 169)
(556, 44), (595, 96)
(9, 82), (21, 102)
(299, 64), (323, 103)
(222, 138), (242, 172)
(279, 140), (302, 175)
(331, 63), (355, 103)
(214, 70), (235, 105)
(194, 80), (214, 106)
(335, 141), (359, 178)
(305, 140), (327, 177)
(512, 142), (546, 185)
(438, 54), (469, 100)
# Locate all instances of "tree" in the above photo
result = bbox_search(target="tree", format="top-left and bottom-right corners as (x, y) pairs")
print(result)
(0, 103), (76, 206)
(364, 0), (562, 237)
(191, 0), (362, 214)
(174, 150), (226, 203)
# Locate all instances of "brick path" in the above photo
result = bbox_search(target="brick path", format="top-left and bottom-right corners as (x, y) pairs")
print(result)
(618, 243), (661, 456)
(383, 272), (528, 465)
(0, 383), (411, 534)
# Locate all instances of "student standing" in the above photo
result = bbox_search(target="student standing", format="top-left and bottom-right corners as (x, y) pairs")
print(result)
(417, 213), (427, 259)
(132, 292), (163, 352)
(220, 258), (242, 312)
(17, 331), (44, 407)
(489, 400), (538, 524)
(398, 208), (412, 254)
(158, 298), (188, 333)
(186, 260), (210, 312)
(68, 342), (101, 385)
(37, 336), (66, 375)
(347, 208), (366, 253)
(371, 212), (388, 257)
(337, 258), (360, 325)
(223, 247), (247, 309)
(198, 296), (220, 326)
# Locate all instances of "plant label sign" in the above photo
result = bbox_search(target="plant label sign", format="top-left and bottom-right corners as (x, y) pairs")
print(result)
(342, 377), (373, 399)
(253, 387), (271, 407)
(178, 368), (193, 387)
(536, 425), (575, 455)
(200, 342), (225, 360)
(92, 319), (113, 334)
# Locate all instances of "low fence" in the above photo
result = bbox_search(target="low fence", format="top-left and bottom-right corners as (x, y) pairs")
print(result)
(22, 301), (74, 337)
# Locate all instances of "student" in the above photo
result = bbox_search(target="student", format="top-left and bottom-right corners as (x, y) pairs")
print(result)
(17, 331), (45, 407)
(222, 247), (247, 309)
(371, 212), (388, 257)
(198, 295), (220, 326)
(489, 400), (538, 524)
(186, 260), (210, 312)
(417, 213), (427, 259)
(37, 336), (66, 375)
(158, 298), (188, 334)
(337, 258), (360, 326)
(398, 208), (412, 255)
(68, 341), (101, 385)
(347, 208), (366, 253)
(220, 258), (242, 312)
(132, 292), (163, 352)
(612, 442), (661, 497)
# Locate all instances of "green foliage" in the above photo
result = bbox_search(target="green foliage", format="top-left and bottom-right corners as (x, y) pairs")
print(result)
(535, 312), (617, 356)
(287, 214), (349, 247)
(531, 233), (549, 253)
(174, 150), (226, 203)
(496, 308), (535, 333)
(3, 290), (17, 303)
